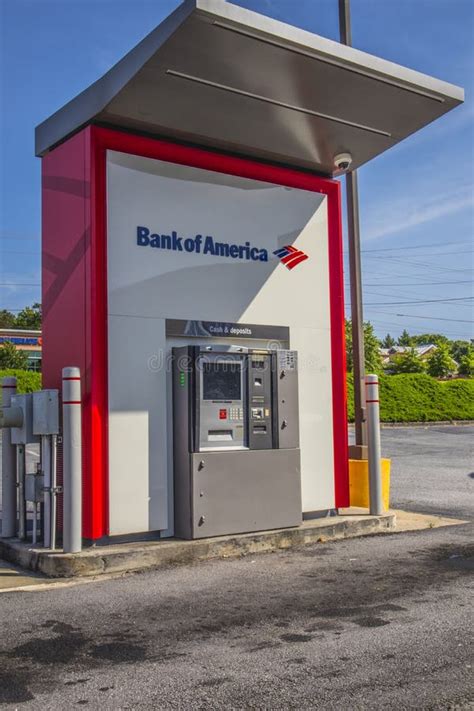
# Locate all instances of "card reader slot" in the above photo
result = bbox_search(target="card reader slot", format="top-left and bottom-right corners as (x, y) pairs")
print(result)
(253, 424), (267, 434)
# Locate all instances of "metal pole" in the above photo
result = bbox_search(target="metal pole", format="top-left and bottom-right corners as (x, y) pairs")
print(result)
(365, 374), (384, 514)
(338, 0), (367, 451)
(62, 367), (82, 553)
(41, 434), (52, 548)
(1, 377), (17, 537)
(17, 444), (27, 540)
(32, 503), (38, 544)
(51, 434), (58, 550)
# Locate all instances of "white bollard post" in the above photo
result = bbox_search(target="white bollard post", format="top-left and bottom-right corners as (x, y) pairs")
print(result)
(365, 374), (384, 515)
(2, 377), (17, 537)
(62, 367), (82, 553)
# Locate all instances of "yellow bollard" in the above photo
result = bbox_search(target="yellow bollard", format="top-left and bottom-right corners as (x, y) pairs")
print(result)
(349, 458), (391, 511)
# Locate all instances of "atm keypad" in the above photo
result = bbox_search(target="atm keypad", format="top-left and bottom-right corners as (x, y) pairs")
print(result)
(229, 407), (243, 420)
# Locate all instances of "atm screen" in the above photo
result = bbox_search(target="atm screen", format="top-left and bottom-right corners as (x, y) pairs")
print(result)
(203, 362), (241, 401)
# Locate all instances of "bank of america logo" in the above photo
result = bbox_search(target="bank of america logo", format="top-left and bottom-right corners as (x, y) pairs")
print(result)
(273, 245), (309, 270)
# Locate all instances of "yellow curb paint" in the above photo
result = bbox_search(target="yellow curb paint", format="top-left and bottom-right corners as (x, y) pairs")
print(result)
(349, 458), (391, 511)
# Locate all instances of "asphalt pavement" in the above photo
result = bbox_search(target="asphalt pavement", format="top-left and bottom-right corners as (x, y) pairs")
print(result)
(383, 425), (474, 520)
(0, 426), (473, 709)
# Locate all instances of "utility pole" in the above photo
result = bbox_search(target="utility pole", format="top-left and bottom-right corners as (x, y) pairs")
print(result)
(338, 0), (367, 456)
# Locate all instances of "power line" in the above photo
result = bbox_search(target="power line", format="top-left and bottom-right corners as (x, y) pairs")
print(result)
(1, 251), (40, 256)
(364, 296), (473, 306)
(355, 255), (473, 274)
(360, 240), (472, 253)
(367, 318), (469, 340)
(344, 280), (473, 287)
(0, 283), (40, 287)
(393, 313), (473, 324)
(363, 250), (473, 258)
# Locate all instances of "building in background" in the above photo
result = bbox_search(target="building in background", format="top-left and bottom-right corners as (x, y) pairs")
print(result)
(380, 344), (438, 368)
(0, 329), (42, 371)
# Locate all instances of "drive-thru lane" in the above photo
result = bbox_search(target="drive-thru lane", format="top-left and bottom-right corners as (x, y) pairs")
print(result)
(0, 426), (472, 709)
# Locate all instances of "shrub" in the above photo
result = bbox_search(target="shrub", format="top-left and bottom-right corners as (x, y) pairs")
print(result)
(0, 369), (42, 394)
(346, 373), (474, 423)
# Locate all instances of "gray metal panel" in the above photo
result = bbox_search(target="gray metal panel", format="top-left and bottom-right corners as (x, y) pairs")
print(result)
(32, 389), (59, 435)
(35, 0), (463, 175)
(274, 350), (299, 450)
(189, 449), (301, 538)
(172, 346), (193, 539)
(248, 353), (273, 450)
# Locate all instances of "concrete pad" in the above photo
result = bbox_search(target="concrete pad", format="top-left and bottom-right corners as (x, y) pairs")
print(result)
(1, 510), (396, 579)
(1, 508), (467, 582)
(390, 508), (469, 532)
(0, 559), (48, 591)
(340, 507), (469, 532)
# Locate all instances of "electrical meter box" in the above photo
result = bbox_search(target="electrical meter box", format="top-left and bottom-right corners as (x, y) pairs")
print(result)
(173, 345), (301, 539)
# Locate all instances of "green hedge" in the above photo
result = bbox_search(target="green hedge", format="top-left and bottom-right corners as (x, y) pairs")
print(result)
(346, 373), (474, 423)
(0, 369), (42, 394)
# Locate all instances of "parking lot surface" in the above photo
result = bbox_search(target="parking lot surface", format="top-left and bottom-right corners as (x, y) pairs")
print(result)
(0, 426), (472, 709)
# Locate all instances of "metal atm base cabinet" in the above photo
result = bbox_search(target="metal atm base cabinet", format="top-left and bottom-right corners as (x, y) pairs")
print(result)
(174, 449), (302, 540)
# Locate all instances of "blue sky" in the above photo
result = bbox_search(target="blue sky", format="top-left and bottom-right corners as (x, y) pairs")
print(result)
(1, 0), (472, 341)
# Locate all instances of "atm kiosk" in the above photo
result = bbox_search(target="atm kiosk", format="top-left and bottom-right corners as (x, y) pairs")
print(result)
(173, 345), (301, 539)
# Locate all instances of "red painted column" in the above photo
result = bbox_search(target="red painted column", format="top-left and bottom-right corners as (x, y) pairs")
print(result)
(42, 127), (108, 539)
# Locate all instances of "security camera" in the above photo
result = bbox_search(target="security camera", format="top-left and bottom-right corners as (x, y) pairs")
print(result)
(334, 152), (353, 172)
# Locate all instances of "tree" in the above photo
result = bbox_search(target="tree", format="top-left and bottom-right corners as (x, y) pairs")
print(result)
(390, 348), (426, 374)
(345, 320), (383, 374)
(0, 309), (16, 328)
(382, 333), (395, 349)
(0, 341), (29, 369)
(397, 329), (413, 347)
(450, 340), (472, 363)
(410, 333), (450, 347)
(458, 349), (474, 377)
(15, 303), (42, 330)
(426, 344), (456, 378)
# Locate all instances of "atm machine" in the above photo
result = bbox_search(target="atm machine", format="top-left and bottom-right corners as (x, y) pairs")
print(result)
(172, 345), (301, 539)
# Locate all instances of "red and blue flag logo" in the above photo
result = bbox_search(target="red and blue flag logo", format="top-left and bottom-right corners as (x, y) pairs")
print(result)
(273, 245), (309, 270)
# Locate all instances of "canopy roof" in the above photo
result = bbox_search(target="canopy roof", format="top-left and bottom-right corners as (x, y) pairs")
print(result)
(36, 0), (464, 175)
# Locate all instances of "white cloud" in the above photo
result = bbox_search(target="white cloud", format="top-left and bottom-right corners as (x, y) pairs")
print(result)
(363, 183), (474, 242)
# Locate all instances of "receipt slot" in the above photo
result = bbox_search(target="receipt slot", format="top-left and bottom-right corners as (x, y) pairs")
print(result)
(172, 345), (301, 539)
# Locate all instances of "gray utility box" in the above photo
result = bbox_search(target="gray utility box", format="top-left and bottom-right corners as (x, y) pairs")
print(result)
(33, 389), (59, 435)
(10, 394), (40, 445)
(172, 344), (301, 539)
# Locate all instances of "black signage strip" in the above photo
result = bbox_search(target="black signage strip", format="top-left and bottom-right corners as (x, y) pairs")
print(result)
(166, 319), (289, 343)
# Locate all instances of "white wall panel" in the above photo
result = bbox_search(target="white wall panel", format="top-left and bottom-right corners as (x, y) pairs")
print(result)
(108, 314), (168, 535)
(107, 151), (337, 535)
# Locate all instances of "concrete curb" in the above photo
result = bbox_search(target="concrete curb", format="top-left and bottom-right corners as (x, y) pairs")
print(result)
(348, 421), (474, 429)
(380, 420), (474, 428)
(0, 512), (396, 579)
